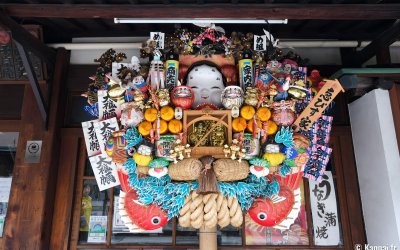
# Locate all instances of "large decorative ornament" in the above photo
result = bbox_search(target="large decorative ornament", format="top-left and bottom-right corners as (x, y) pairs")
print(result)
(81, 27), (340, 234)
(120, 189), (169, 230)
(185, 63), (225, 108)
(171, 85), (194, 110)
(221, 86), (244, 110)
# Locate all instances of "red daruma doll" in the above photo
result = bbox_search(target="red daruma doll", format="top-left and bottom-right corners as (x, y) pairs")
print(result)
(171, 85), (195, 110)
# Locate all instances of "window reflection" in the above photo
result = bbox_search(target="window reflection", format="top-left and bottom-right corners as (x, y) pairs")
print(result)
(176, 224), (199, 245)
(79, 179), (110, 244)
(218, 224), (242, 245)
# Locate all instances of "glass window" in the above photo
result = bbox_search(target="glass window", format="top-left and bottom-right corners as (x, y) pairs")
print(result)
(218, 224), (242, 245)
(176, 224), (199, 245)
(0, 132), (18, 237)
(78, 179), (110, 244)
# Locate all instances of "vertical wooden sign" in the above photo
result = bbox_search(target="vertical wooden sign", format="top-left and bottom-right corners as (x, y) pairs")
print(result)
(293, 79), (344, 131)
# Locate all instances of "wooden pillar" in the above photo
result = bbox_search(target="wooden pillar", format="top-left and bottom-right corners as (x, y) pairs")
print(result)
(1, 48), (69, 250)
(199, 226), (217, 250)
(389, 84), (400, 149)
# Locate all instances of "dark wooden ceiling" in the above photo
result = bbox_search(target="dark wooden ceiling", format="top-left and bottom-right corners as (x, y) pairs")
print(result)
(0, 1), (400, 43)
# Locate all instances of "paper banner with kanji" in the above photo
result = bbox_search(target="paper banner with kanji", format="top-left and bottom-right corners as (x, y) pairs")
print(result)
(309, 171), (341, 245)
(94, 117), (119, 155)
(82, 120), (101, 157)
(89, 153), (120, 191)
(98, 90), (122, 121)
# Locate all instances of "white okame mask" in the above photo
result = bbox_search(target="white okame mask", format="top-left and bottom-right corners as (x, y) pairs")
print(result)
(186, 64), (225, 109)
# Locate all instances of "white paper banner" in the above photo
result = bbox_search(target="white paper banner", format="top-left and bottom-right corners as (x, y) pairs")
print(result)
(0, 178), (12, 203)
(253, 35), (267, 51)
(89, 154), (120, 191)
(98, 90), (121, 121)
(309, 171), (341, 245)
(94, 117), (119, 155)
(82, 120), (101, 157)
(150, 32), (165, 49)
(87, 215), (108, 243)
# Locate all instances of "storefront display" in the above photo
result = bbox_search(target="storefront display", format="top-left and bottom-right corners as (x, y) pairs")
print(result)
(79, 24), (344, 247)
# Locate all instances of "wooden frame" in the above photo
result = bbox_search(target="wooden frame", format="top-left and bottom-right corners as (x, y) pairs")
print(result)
(183, 109), (232, 159)
(3, 4), (400, 20)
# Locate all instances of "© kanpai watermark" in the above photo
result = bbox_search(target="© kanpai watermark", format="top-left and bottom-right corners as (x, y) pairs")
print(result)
(355, 244), (398, 250)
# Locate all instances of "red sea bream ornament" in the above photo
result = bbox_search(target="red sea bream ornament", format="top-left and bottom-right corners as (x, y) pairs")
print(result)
(248, 171), (303, 229)
(120, 189), (169, 230)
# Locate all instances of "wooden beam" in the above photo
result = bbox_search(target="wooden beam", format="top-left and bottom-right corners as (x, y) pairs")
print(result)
(376, 46), (391, 65)
(15, 41), (48, 124)
(0, 11), (56, 65)
(354, 19), (400, 65)
(2, 4), (400, 19)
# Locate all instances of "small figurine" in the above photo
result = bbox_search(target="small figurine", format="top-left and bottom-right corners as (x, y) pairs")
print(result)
(171, 139), (186, 162)
(223, 144), (230, 158)
(237, 149), (246, 162)
(184, 144), (192, 158)
(169, 150), (178, 164)
(229, 139), (241, 161)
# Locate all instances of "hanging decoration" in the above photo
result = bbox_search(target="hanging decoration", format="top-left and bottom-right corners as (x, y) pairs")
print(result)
(81, 24), (343, 232)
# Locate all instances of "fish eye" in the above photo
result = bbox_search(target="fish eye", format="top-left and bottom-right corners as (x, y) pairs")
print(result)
(127, 147), (136, 156)
(152, 216), (161, 225)
(258, 212), (267, 221)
